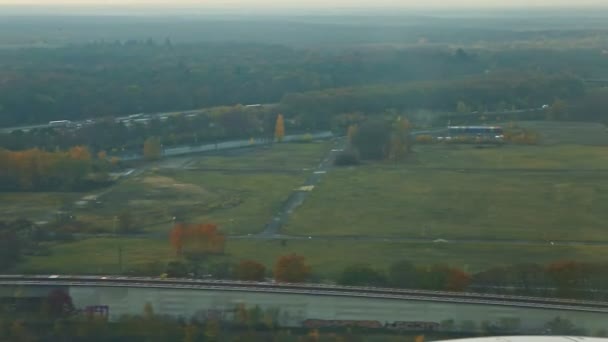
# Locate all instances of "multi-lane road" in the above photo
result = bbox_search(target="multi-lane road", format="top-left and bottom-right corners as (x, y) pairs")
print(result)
(0, 104), (277, 134)
(1, 274), (607, 313)
(1, 274), (607, 333)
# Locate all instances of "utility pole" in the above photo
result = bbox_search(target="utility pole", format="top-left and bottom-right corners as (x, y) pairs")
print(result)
(118, 245), (123, 274)
(114, 216), (123, 274)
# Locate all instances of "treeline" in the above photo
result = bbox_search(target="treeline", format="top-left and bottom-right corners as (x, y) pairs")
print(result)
(335, 260), (608, 301)
(2, 72), (593, 155)
(279, 72), (586, 123)
(558, 87), (608, 122)
(157, 231), (608, 301)
(0, 43), (484, 126)
(1, 41), (606, 127)
(0, 105), (280, 154)
(0, 146), (110, 191)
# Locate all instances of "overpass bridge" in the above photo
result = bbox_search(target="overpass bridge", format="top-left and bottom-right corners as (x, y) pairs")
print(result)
(0, 275), (606, 334)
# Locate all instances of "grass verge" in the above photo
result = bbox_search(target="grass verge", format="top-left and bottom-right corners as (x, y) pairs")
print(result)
(16, 238), (608, 279)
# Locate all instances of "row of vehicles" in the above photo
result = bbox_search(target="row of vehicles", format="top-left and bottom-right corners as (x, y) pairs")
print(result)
(437, 125), (505, 142)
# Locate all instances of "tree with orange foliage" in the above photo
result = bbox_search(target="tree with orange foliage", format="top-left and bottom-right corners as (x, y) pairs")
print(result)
(274, 254), (311, 283)
(68, 146), (91, 160)
(235, 260), (266, 281)
(97, 150), (107, 160)
(445, 268), (472, 292)
(418, 264), (471, 291)
(546, 260), (587, 297)
(110, 156), (120, 166)
(186, 223), (225, 255)
(169, 222), (225, 258)
(274, 114), (285, 142)
(0, 147), (96, 191)
(143, 137), (162, 160)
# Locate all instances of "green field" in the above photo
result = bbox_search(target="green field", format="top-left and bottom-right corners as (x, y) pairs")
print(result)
(0, 192), (80, 223)
(11, 129), (608, 278)
(517, 121), (608, 146)
(17, 237), (608, 278)
(286, 144), (608, 241)
(416, 144), (608, 170)
(0, 142), (331, 236)
(71, 141), (331, 234)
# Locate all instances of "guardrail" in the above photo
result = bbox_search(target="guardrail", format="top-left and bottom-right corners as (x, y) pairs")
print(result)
(1, 275), (607, 313)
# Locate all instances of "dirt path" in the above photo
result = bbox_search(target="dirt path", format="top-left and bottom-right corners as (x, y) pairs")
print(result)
(259, 138), (347, 237)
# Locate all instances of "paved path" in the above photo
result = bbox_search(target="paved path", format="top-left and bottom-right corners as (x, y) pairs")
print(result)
(77, 230), (608, 247)
(259, 137), (347, 236)
(118, 131), (333, 161)
(232, 234), (608, 247)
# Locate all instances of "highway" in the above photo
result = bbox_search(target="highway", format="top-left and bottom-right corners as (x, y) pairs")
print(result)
(0, 123), (49, 134)
(2, 275), (606, 332)
(0, 103), (278, 134)
(1, 275), (607, 313)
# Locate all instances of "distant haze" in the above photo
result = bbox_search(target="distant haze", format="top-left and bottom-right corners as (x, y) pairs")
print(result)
(0, 0), (606, 8)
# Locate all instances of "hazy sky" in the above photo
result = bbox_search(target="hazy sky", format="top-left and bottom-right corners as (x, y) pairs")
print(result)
(0, 0), (605, 8)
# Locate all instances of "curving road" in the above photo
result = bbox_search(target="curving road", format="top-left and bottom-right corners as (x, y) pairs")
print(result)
(1, 275), (608, 313)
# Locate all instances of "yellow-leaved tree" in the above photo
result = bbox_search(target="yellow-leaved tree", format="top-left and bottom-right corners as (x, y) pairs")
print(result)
(347, 124), (358, 144)
(274, 114), (285, 142)
(143, 137), (162, 161)
(388, 117), (412, 162)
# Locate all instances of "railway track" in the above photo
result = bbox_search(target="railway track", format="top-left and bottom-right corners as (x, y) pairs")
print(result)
(1, 275), (607, 313)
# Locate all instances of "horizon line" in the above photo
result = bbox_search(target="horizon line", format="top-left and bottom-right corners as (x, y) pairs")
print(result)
(1, 3), (607, 9)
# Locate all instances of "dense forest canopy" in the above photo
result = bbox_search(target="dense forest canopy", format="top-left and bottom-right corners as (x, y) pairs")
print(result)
(0, 40), (607, 127)
(280, 72), (586, 116)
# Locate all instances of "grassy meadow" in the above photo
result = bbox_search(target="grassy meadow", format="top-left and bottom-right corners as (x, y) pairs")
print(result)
(286, 144), (608, 242)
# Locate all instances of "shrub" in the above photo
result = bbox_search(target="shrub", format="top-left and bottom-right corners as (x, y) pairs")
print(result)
(301, 133), (313, 143)
(334, 150), (360, 166)
(292, 133), (314, 143)
(235, 260), (266, 281)
(338, 263), (387, 286)
(351, 120), (391, 160)
(504, 128), (540, 145)
(415, 134), (434, 144)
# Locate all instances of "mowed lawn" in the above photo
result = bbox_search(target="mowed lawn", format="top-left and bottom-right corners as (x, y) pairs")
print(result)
(16, 237), (608, 278)
(286, 144), (608, 242)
